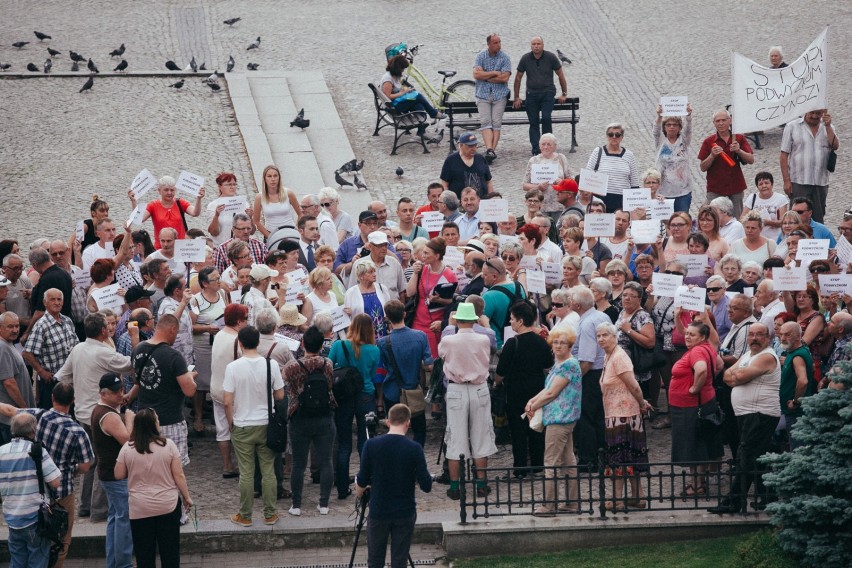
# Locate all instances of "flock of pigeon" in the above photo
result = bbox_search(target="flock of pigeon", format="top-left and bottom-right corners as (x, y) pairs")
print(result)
(1, 18), (267, 95)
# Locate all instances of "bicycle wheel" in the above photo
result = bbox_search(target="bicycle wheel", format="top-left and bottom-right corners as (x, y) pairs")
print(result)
(441, 80), (477, 131)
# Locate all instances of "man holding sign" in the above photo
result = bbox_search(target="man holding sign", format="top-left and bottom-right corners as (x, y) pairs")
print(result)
(698, 110), (754, 219)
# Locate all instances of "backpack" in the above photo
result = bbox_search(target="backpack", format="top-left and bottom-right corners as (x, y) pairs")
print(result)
(332, 342), (363, 402)
(297, 359), (332, 416)
(491, 281), (525, 329)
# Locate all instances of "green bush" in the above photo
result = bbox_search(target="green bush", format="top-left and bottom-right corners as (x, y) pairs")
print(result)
(735, 529), (797, 568)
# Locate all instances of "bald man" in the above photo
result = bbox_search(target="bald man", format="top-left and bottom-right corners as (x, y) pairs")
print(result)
(777, 321), (816, 450)
(698, 110), (755, 219)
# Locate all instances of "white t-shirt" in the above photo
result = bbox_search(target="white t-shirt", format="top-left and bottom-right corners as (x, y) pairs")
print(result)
(146, 250), (182, 275)
(223, 355), (284, 426)
(603, 237), (630, 261)
(82, 242), (114, 270)
(207, 201), (235, 247)
(744, 191), (788, 242)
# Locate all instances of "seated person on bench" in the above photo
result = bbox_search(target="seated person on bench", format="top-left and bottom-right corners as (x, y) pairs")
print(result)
(381, 55), (446, 135)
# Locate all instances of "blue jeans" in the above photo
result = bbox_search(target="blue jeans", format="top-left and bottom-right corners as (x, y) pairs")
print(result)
(334, 392), (377, 496)
(672, 193), (693, 215)
(102, 479), (134, 568)
(7, 524), (50, 568)
(394, 94), (438, 119)
(524, 91), (556, 154)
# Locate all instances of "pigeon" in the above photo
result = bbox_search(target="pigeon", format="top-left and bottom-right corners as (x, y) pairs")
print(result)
(290, 108), (309, 129)
(113, 59), (128, 72)
(13, 42), (29, 49)
(246, 63), (259, 71)
(557, 49), (572, 65)
(165, 60), (180, 71)
(27, 63), (39, 72)
(247, 37), (261, 50)
(109, 44), (125, 58)
(395, 167), (404, 177)
(207, 82), (222, 93)
(43, 59), (52, 73)
(79, 76), (94, 93)
(34, 31), (51, 41)
(334, 170), (354, 189)
(226, 55), (235, 73)
(47, 47), (60, 57)
(353, 160), (365, 171)
(0, 63), (11, 71)
(338, 159), (357, 173)
(427, 129), (445, 145)
(69, 51), (85, 62)
(353, 173), (368, 191)
(169, 79), (185, 89)
(189, 56), (197, 73)
(223, 17), (241, 26)
(71, 60), (79, 71)
(199, 62), (207, 71)
(87, 58), (99, 73)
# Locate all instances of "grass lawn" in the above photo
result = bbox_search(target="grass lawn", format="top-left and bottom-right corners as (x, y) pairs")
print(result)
(451, 532), (795, 568)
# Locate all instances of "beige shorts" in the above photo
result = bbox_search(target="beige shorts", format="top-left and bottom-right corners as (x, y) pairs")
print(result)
(444, 382), (498, 460)
(213, 399), (230, 442)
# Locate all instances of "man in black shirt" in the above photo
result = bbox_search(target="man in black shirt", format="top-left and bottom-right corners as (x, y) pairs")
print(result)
(512, 36), (568, 155)
(22, 247), (73, 341)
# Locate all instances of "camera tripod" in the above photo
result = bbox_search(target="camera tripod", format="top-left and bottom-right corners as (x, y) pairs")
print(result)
(348, 489), (415, 568)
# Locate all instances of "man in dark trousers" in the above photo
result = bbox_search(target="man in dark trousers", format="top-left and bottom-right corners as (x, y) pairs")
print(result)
(355, 404), (432, 568)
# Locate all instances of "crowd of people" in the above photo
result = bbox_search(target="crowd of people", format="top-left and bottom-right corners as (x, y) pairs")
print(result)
(0, 38), (849, 568)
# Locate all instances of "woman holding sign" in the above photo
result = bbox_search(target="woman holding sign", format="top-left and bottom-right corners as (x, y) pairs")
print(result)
(654, 103), (693, 214)
(585, 123), (639, 214)
(253, 165), (301, 241)
(86, 259), (125, 314)
(404, 237), (457, 357)
(522, 133), (572, 223)
(128, 175), (205, 249)
(189, 266), (227, 436)
(208, 172), (252, 247)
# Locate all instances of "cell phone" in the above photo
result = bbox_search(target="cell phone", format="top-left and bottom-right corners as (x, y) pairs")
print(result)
(187, 365), (196, 372)
(360, 248), (371, 258)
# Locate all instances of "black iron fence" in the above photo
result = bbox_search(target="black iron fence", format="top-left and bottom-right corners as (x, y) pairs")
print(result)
(457, 450), (773, 524)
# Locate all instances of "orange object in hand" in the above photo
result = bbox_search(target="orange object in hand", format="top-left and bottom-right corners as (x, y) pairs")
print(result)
(715, 145), (736, 167)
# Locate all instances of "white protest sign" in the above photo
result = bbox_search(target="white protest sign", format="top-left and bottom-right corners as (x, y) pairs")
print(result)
(674, 285), (706, 312)
(217, 196), (247, 216)
(328, 306), (352, 333)
(660, 96), (688, 116)
(498, 234), (519, 247)
(650, 199), (675, 220)
(732, 28), (828, 133)
(835, 236), (852, 268)
(818, 273), (852, 295)
(543, 262), (562, 285)
(174, 239), (207, 263)
(623, 187), (651, 212)
(796, 239), (830, 261)
(284, 268), (309, 305)
(75, 220), (85, 242)
(126, 206), (145, 228)
(274, 333), (301, 353)
(91, 284), (124, 312)
(526, 270), (547, 295)
(442, 246), (464, 269)
(72, 269), (92, 289)
(230, 290), (242, 303)
(652, 272), (683, 298)
(530, 163), (560, 184)
(175, 171), (204, 198)
(519, 255), (538, 270)
(773, 266), (808, 291)
(131, 169), (158, 200)
(479, 199), (509, 223)
(743, 286), (754, 298)
(630, 219), (662, 243)
(583, 214), (616, 238)
(677, 254), (710, 278)
(579, 168), (608, 196)
(420, 211), (444, 232)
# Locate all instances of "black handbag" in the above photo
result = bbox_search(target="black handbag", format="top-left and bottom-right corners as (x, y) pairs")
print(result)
(30, 441), (68, 568)
(264, 350), (288, 453)
(827, 149), (837, 173)
(403, 271), (420, 327)
(627, 312), (665, 374)
(332, 341), (363, 402)
(695, 350), (725, 439)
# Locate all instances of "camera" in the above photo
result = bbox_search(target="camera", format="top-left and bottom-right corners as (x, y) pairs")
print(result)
(364, 411), (378, 438)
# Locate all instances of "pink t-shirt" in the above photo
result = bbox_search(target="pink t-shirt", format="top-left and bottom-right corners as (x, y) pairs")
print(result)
(600, 347), (641, 418)
(116, 438), (181, 519)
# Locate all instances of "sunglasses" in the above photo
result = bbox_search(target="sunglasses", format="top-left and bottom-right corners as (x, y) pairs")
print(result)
(606, 132), (623, 138)
(707, 287), (723, 293)
(664, 270), (684, 276)
(321, 202), (333, 208)
(809, 266), (829, 273)
(501, 256), (517, 262)
(551, 302), (566, 308)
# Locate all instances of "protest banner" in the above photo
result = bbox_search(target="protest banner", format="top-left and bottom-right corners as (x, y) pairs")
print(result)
(131, 169), (157, 200)
(176, 171), (204, 197)
(542, 262), (562, 285)
(773, 266), (808, 291)
(526, 270), (547, 295)
(583, 214), (616, 238)
(660, 96), (688, 116)
(174, 239), (207, 263)
(652, 272), (683, 298)
(73, 269), (92, 289)
(817, 273), (852, 295)
(329, 307), (352, 332)
(91, 284), (124, 311)
(630, 219), (662, 243)
(623, 187), (651, 212)
(674, 285), (706, 312)
(650, 199), (675, 220)
(796, 239), (830, 261)
(126, 206), (145, 228)
(677, 254), (710, 278)
(530, 163), (560, 184)
(479, 199), (509, 222)
(420, 211), (444, 232)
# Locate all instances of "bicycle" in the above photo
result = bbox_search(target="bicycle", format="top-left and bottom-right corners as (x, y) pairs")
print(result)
(385, 43), (476, 124)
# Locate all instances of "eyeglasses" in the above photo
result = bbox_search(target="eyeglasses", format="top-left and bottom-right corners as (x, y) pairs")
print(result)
(321, 202), (333, 208)
(707, 287), (724, 292)
(664, 270), (684, 276)
(669, 223), (688, 228)
(606, 132), (623, 138)
(207, 277), (221, 283)
(838, 226), (852, 233)
(788, 230), (808, 238)
(809, 266), (829, 273)
(551, 302), (566, 308)
(236, 253), (252, 260)
(391, 235), (402, 241)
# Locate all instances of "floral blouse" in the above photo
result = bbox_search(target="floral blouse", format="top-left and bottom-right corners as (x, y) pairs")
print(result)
(542, 357), (582, 426)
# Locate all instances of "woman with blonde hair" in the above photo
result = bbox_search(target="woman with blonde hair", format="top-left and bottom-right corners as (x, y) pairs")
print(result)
(730, 211), (776, 266)
(658, 211), (692, 264)
(301, 267), (339, 325)
(313, 245), (346, 304)
(253, 165), (302, 240)
(328, 313), (379, 499)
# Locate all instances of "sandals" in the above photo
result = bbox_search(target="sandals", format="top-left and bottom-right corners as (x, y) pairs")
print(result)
(680, 484), (706, 499)
(604, 501), (628, 512)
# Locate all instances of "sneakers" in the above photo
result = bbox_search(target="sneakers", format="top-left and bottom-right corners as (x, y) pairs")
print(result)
(288, 507), (302, 516)
(264, 514), (279, 525)
(317, 505), (329, 515)
(230, 513), (252, 527)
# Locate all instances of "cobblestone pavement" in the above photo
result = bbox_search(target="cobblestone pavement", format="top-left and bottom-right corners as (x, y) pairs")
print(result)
(2, 1), (850, 245)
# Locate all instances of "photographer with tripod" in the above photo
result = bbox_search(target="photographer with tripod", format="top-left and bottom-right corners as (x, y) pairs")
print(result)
(354, 404), (432, 568)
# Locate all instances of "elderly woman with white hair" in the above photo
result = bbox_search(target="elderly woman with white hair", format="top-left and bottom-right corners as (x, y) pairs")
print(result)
(547, 288), (578, 332)
(768, 46), (787, 69)
(705, 274), (732, 339)
(590, 276), (618, 323)
(586, 122), (639, 214)
(654, 101), (694, 213)
(318, 187), (354, 243)
(344, 259), (391, 339)
(128, 175), (205, 249)
(522, 133), (572, 223)
(718, 253), (747, 294)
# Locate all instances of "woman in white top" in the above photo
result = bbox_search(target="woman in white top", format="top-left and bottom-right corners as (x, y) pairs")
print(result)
(586, 122), (639, 214)
(729, 211), (777, 266)
(654, 103), (693, 213)
(318, 187), (354, 243)
(253, 165), (301, 240)
(208, 172), (253, 247)
(189, 267), (227, 436)
(157, 274), (195, 366)
(522, 133), (572, 221)
(301, 267), (339, 325)
(548, 288), (579, 332)
(741, 171), (788, 242)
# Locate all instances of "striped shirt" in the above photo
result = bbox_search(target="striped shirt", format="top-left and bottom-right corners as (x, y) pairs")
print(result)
(780, 118), (837, 186)
(585, 147), (639, 196)
(0, 438), (61, 529)
(23, 313), (78, 374)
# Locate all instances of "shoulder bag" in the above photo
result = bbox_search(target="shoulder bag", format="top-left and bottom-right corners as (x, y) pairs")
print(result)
(627, 311), (665, 374)
(386, 331), (426, 416)
(264, 344), (288, 452)
(332, 341), (363, 402)
(30, 441), (69, 568)
(403, 270), (420, 327)
(695, 345), (725, 440)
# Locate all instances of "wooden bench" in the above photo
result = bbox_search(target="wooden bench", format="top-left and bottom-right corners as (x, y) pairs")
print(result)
(368, 82), (431, 155)
(444, 97), (580, 153)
